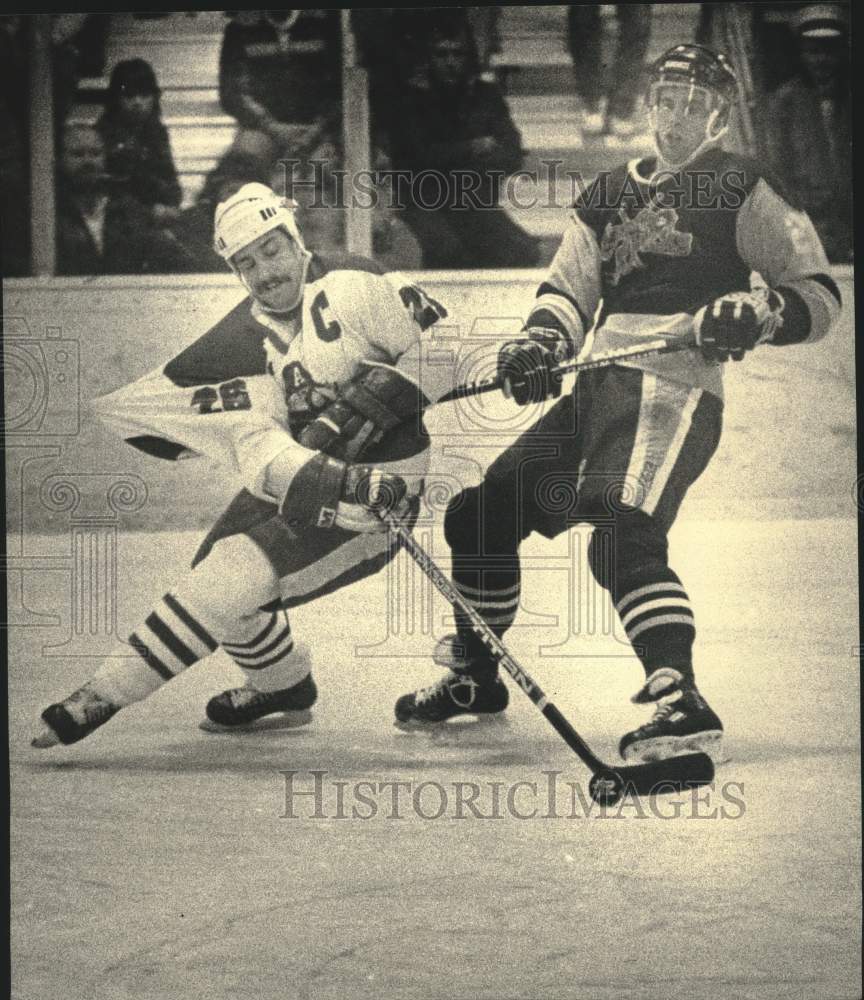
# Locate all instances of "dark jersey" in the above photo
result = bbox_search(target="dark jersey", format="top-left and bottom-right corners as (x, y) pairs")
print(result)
(584, 149), (755, 317)
(528, 148), (841, 398)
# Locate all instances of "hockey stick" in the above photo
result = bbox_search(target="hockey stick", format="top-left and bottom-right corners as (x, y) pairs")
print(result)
(381, 511), (714, 805)
(439, 335), (697, 403)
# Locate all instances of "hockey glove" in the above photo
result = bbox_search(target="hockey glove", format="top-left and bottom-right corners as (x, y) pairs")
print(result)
(299, 363), (429, 462)
(279, 452), (407, 533)
(694, 289), (784, 363)
(497, 327), (575, 405)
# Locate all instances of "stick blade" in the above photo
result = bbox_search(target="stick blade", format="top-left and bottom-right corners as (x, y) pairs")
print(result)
(618, 751), (715, 795)
(590, 752), (715, 804)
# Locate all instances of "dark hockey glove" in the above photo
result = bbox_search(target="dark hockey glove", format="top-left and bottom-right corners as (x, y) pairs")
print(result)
(694, 289), (784, 363)
(279, 452), (407, 533)
(497, 327), (574, 405)
(298, 363), (429, 461)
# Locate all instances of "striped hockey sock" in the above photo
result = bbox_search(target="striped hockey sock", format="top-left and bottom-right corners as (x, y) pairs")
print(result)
(614, 574), (696, 676)
(92, 593), (218, 705)
(451, 562), (521, 652)
(221, 608), (311, 692)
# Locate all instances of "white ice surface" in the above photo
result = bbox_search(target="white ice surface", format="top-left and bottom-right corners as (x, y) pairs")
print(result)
(9, 279), (861, 999)
(9, 514), (861, 1000)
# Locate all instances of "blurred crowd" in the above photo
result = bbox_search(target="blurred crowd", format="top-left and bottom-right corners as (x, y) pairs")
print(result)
(0, 5), (852, 279)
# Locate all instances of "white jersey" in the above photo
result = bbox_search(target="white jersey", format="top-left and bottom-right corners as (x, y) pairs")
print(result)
(93, 254), (451, 498)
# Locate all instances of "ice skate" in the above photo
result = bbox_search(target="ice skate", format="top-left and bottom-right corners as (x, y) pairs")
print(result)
(200, 673), (317, 732)
(395, 634), (508, 729)
(31, 682), (121, 748)
(619, 668), (724, 763)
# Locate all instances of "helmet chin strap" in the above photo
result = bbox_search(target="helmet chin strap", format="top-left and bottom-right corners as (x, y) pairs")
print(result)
(649, 105), (729, 172)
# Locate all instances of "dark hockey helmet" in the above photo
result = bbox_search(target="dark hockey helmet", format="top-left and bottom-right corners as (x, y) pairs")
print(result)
(646, 44), (738, 164)
(648, 44), (738, 107)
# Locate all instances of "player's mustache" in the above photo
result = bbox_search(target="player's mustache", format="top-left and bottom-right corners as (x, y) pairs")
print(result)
(258, 275), (292, 292)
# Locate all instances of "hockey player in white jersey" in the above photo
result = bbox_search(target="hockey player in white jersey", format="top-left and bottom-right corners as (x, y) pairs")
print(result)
(32, 183), (453, 747)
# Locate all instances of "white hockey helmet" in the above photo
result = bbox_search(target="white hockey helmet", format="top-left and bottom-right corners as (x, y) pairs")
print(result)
(213, 182), (307, 262)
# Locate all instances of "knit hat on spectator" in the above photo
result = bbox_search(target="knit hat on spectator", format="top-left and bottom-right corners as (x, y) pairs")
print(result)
(794, 4), (848, 38)
(107, 58), (161, 100)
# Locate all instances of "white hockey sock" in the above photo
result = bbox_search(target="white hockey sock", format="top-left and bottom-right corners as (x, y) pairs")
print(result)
(221, 608), (312, 693)
(92, 593), (218, 706)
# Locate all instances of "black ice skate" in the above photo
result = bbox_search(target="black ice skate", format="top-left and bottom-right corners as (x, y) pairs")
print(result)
(619, 667), (724, 763)
(394, 634), (509, 728)
(31, 682), (121, 748)
(200, 673), (317, 732)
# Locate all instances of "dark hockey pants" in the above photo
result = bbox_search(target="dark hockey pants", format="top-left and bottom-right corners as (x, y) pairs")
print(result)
(444, 366), (723, 677)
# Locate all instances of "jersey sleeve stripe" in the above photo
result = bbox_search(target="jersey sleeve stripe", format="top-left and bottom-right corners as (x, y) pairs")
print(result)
(528, 293), (585, 342)
(536, 282), (590, 333)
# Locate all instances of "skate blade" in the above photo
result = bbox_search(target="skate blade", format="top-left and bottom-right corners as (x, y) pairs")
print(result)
(394, 713), (509, 736)
(622, 731), (728, 766)
(31, 727), (61, 749)
(199, 709), (313, 734)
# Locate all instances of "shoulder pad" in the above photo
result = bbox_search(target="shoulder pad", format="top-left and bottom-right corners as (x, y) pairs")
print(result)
(694, 148), (763, 194)
(308, 252), (386, 282)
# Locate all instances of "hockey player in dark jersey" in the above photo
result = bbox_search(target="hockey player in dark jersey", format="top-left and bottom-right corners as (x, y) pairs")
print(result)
(394, 45), (842, 763)
(32, 183), (453, 747)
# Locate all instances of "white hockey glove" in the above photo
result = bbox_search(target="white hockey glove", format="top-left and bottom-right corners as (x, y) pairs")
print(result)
(298, 363), (429, 462)
(497, 327), (577, 405)
(279, 452), (407, 533)
(694, 289), (784, 363)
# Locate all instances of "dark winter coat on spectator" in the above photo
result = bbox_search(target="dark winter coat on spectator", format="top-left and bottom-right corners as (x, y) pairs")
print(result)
(387, 71), (537, 269)
(218, 10), (341, 129)
(57, 192), (189, 275)
(392, 77), (524, 207)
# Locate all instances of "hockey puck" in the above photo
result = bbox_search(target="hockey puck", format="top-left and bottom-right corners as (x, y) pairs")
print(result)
(588, 771), (625, 805)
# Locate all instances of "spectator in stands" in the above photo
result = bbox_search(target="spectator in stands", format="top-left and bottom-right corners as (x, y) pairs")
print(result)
(219, 10), (344, 249)
(353, 9), (494, 159)
(766, 3), (852, 262)
(56, 122), (190, 275)
(567, 5), (653, 141)
(388, 21), (540, 269)
(96, 59), (182, 222)
(219, 10), (341, 172)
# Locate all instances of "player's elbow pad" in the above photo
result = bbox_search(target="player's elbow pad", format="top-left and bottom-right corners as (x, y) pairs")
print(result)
(770, 277), (842, 346)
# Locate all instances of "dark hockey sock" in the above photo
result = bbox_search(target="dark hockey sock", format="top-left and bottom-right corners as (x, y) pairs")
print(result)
(613, 570), (696, 678)
(444, 484), (525, 668)
(450, 559), (521, 662)
(452, 561), (521, 633)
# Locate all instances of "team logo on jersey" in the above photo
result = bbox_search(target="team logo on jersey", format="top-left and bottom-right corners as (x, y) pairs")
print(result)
(280, 360), (337, 438)
(600, 205), (693, 285)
